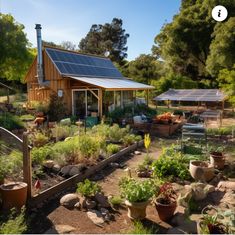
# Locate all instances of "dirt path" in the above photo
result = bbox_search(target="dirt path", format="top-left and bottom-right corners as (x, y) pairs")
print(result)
(38, 142), (174, 234)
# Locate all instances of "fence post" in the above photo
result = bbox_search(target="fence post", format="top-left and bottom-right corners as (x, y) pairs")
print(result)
(22, 132), (32, 198)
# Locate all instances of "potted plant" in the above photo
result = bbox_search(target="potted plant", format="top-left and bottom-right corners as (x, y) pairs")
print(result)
(189, 160), (214, 182)
(209, 146), (225, 170)
(119, 177), (156, 220)
(197, 206), (230, 234)
(154, 182), (177, 221)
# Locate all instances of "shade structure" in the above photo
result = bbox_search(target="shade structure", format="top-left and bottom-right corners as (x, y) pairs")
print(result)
(153, 89), (227, 102)
(70, 76), (154, 90)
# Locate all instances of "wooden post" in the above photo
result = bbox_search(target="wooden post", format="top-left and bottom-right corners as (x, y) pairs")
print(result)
(146, 90), (149, 106)
(98, 89), (103, 119)
(7, 88), (10, 104)
(22, 132), (32, 198)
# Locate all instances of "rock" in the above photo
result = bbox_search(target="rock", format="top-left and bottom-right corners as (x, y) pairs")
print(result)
(95, 193), (110, 208)
(60, 193), (79, 208)
(220, 191), (235, 206)
(43, 160), (54, 169)
(69, 166), (80, 176)
(87, 209), (105, 227)
(65, 137), (72, 141)
(218, 181), (235, 191)
(52, 164), (61, 173)
(134, 151), (141, 155)
(74, 202), (81, 210)
(171, 213), (187, 226)
(190, 183), (215, 201)
(60, 165), (73, 176)
(110, 162), (120, 168)
(100, 208), (112, 221)
(81, 197), (96, 210)
(45, 224), (76, 234)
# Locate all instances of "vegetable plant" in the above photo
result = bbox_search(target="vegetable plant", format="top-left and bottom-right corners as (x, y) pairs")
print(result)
(77, 179), (101, 197)
(106, 144), (120, 156)
(119, 177), (157, 203)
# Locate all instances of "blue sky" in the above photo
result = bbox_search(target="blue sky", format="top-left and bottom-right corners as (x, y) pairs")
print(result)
(1, 0), (181, 60)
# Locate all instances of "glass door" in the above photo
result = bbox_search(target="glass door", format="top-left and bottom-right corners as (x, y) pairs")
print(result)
(73, 90), (86, 119)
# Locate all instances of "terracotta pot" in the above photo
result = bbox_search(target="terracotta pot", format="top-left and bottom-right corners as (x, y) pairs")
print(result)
(210, 152), (225, 170)
(0, 182), (28, 210)
(125, 200), (149, 220)
(189, 160), (214, 182)
(154, 200), (177, 221)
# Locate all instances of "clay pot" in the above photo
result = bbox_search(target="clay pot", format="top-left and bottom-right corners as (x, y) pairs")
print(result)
(0, 182), (28, 210)
(189, 160), (214, 182)
(154, 200), (177, 221)
(210, 152), (225, 170)
(125, 200), (149, 220)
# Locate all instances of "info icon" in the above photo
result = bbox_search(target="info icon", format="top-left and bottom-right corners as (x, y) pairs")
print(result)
(212, 5), (228, 22)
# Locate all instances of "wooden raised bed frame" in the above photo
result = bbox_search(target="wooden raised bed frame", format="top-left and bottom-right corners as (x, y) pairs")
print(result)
(28, 140), (144, 207)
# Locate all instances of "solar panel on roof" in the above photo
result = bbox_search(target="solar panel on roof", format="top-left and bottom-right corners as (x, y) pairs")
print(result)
(45, 47), (122, 78)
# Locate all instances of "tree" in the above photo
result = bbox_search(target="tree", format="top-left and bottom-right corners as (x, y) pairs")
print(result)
(127, 54), (163, 84)
(0, 13), (33, 82)
(60, 41), (76, 50)
(217, 66), (235, 106)
(152, 73), (198, 95)
(206, 17), (235, 77)
(79, 18), (129, 63)
(152, 0), (235, 83)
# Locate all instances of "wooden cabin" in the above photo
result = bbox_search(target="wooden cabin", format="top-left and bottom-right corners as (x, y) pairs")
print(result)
(25, 25), (154, 119)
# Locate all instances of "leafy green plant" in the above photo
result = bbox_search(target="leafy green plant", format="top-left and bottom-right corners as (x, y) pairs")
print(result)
(77, 179), (101, 197)
(51, 124), (78, 141)
(122, 134), (138, 146)
(0, 207), (27, 234)
(77, 134), (100, 160)
(19, 114), (34, 121)
(0, 113), (24, 130)
(108, 124), (129, 142)
(119, 177), (157, 203)
(108, 195), (123, 206)
(106, 144), (120, 156)
(31, 145), (54, 165)
(126, 220), (156, 234)
(152, 146), (191, 180)
(33, 132), (49, 147)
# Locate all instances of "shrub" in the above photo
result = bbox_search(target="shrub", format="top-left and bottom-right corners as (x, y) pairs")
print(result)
(106, 144), (120, 156)
(19, 114), (35, 121)
(0, 207), (27, 234)
(0, 113), (24, 130)
(152, 146), (191, 180)
(31, 145), (54, 165)
(122, 134), (138, 146)
(91, 124), (110, 139)
(51, 124), (78, 141)
(119, 177), (156, 203)
(77, 135), (100, 160)
(30, 101), (49, 113)
(33, 132), (49, 147)
(48, 93), (67, 121)
(77, 179), (101, 197)
(108, 124), (129, 142)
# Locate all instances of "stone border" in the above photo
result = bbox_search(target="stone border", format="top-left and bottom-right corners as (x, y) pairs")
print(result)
(28, 140), (144, 207)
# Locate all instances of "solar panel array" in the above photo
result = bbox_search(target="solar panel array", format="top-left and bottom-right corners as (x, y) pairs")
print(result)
(154, 89), (227, 102)
(45, 47), (123, 78)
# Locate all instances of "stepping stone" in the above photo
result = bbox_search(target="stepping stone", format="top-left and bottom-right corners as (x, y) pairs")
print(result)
(134, 151), (141, 155)
(45, 224), (76, 234)
(87, 209), (105, 227)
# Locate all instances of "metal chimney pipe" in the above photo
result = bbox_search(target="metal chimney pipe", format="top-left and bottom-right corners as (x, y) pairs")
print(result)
(35, 24), (43, 85)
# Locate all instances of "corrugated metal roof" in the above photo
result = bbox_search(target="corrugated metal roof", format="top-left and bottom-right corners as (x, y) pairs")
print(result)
(153, 89), (227, 102)
(70, 76), (154, 90)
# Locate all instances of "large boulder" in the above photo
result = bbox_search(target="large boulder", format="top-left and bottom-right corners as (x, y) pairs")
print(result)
(60, 165), (73, 176)
(60, 193), (80, 209)
(69, 164), (87, 176)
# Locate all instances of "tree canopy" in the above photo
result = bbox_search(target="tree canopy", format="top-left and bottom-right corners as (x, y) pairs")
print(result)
(79, 18), (129, 63)
(0, 13), (33, 82)
(152, 0), (235, 84)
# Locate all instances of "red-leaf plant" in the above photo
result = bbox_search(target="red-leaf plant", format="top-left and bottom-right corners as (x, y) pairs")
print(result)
(156, 182), (177, 205)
